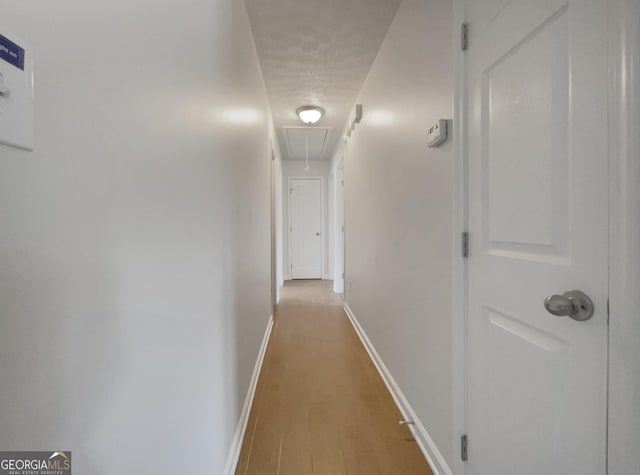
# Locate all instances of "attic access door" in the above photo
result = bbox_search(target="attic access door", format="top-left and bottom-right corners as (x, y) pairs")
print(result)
(289, 178), (322, 279)
(465, 0), (609, 473)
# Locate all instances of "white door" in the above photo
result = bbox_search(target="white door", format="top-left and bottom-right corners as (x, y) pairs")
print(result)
(290, 178), (322, 279)
(334, 164), (345, 294)
(466, 0), (608, 473)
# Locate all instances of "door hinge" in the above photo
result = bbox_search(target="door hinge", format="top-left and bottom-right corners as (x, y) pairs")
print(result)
(461, 434), (468, 461)
(341, 180), (344, 187)
(607, 298), (610, 325)
(290, 188), (293, 195)
(461, 231), (469, 258)
(461, 23), (469, 51)
(342, 272), (345, 279)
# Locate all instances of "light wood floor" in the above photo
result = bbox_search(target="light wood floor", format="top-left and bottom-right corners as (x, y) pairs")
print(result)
(235, 280), (433, 475)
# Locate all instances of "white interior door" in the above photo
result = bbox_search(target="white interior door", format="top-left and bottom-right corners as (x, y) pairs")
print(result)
(290, 178), (322, 279)
(466, 0), (608, 473)
(334, 164), (345, 294)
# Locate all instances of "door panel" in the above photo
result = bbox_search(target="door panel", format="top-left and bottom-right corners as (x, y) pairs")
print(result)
(466, 0), (608, 473)
(290, 178), (322, 279)
(483, 9), (569, 258)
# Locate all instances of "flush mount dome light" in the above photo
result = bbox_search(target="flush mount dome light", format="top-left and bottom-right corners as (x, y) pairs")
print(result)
(297, 106), (324, 124)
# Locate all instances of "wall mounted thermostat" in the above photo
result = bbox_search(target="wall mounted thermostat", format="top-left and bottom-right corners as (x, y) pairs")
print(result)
(427, 119), (447, 148)
(0, 30), (34, 151)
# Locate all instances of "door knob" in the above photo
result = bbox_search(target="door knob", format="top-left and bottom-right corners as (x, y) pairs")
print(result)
(544, 290), (594, 321)
(316, 232), (320, 236)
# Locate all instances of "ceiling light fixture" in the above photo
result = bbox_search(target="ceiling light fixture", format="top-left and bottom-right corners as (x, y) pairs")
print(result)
(297, 105), (324, 125)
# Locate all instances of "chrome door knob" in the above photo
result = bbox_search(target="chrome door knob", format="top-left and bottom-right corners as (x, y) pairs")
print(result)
(544, 290), (594, 321)
(316, 232), (320, 236)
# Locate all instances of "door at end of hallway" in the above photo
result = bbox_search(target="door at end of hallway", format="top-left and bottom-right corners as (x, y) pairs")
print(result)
(289, 177), (323, 279)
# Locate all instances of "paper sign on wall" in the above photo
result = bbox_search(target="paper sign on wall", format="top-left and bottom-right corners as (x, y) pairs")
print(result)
(0, 35), (25, 71)
(0, 29), (34, 151)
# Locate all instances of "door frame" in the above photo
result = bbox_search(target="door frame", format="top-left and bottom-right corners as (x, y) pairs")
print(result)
(270, 145), (277, 307)
(287, 176), (325, 280)
(606, 0), (640, 472)
(451, 2), (469, 473)
(451, 0), (640, 473)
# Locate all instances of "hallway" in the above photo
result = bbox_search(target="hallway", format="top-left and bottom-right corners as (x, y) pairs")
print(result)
(2, 0), (638, 473)
(236, 281), (432, 474)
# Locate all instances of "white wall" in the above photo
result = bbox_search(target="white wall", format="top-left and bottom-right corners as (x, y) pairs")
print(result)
(342, 0), (454, 469)
(0, 0), (272, 473)
(282, 160), (331, 279)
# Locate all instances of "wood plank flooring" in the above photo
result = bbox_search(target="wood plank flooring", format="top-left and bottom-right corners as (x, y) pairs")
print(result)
(235, 280), (433, 475)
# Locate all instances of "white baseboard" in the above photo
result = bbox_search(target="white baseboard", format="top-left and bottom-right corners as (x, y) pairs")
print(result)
(223, 315), (274, 475)
(283, 274), (291, 281)
(322, 273), (329, 280)
(343, 304), (453, 475)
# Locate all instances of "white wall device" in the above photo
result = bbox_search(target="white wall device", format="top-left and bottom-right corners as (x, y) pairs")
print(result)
(427, 119), (447, 148)
(0, 30), (34, 150)
(349, 104), (363, 132)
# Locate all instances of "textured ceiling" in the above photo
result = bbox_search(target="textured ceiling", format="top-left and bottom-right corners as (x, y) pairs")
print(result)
(245, 0), (402, 160)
